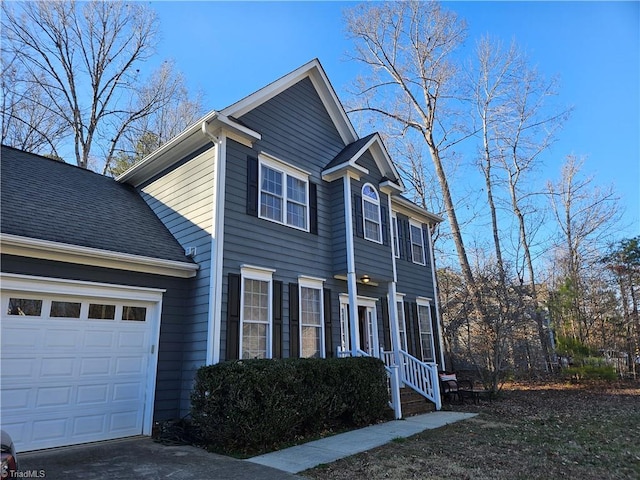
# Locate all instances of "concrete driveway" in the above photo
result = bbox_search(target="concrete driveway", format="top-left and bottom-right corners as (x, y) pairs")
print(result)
(17, 437), (304, 480)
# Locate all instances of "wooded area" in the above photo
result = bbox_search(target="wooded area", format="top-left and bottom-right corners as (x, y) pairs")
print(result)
(343, 1), (637, 388)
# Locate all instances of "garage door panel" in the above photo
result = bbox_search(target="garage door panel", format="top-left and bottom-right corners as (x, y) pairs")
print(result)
(35, 386), (73, 408)
(84, 330), (115, 348)
(44, 328), (81, 348)
(77, 384), (110, 405)
(79, 357), (112, 376)
(115, 356), (146, 375)
(1, 284), (159, 452)
(40, 357), (75, 378)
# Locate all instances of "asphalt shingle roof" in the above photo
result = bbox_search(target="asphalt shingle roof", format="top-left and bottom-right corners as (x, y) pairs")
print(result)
(1, 145), (191, 263)
(324, 133), (377, 171)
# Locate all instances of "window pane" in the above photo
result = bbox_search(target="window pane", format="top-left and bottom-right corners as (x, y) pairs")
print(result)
(363, 198), (381, 242)
(261, 166), (282, 195)
(8, 298), (42, 316)
(122, 306), (146, 321)
(50, 301), (81, 318)
(261, 192), (282, 221)
(411, 225), (424, 263)
(362, 184), (378, 201)
(287, 201), (307, 229)
(301, 326), (321, 358)
(242, 323), (267, 359)
(365, 219), (381, 241)
(287, 176), (306, 204)
(301, 287), (321, 325)
(88, 304), (116, 320)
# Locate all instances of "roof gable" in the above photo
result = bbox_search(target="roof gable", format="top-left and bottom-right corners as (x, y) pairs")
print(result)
(323, 132), (403, 189)
(222, 58), (358, 145)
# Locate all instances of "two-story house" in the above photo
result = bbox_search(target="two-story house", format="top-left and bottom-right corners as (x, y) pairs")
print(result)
(1, 59), (444, 453)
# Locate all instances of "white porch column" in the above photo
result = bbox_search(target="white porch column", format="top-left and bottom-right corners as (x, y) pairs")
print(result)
(382, 188), (402, 368)
(343, 174), (359, 356)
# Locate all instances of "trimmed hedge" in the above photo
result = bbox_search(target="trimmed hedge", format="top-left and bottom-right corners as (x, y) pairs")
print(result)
(190, 356), (389, 455)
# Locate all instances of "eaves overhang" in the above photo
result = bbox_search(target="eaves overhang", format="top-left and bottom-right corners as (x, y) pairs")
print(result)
(0, 234), (199, 279)
(391, 196), (444, 225)
(116, 111), (261, 188)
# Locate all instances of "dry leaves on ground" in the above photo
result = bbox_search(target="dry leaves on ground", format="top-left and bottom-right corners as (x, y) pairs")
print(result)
(303, 381), (640, 480)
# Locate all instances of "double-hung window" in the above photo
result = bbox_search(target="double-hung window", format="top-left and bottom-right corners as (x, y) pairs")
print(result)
(299, 276), (325, 358)
(410, 221), (426, 265)
(259, 155), (309, 231)
(240, 266), (274, 359)
(362, 183), (382, 243)
(417, 298), (435, 362)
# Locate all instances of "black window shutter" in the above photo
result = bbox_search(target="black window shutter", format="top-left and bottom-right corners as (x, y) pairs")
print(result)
(404, 219), (413, 262)
(246, 155), (259, 216)
(380, 297), (391, 351)
(381, 205), (390, 246)
(411, 302), (421, 359)
(310, 182), (318, 235)
(397, 217), (408, 260)
(323, 288), (333, 358)
(272, 280), (283, 359)
(404, 301), (418, 357)
(289, 283), (300, 358)
(226, 273), (241, 360)
(353, 193), (364, 238)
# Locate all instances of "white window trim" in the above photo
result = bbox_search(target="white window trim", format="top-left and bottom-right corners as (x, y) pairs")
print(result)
(258, 154), (310, 232)
(298, 275), (325, 358)
(239, 265), (274, 359)
(410, 220), (426, 265)
(416, 297), (435, 363)
(362, 183), (382, 244)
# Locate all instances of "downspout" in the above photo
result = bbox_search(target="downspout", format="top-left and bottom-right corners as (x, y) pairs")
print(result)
(427, 223), (446, 369)
(343, 174), (359, 356)
(202, 119), (225, 364)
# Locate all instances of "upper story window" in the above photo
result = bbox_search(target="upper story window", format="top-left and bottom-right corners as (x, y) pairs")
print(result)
(259, 156), (309, 231)
(410, 221), (426, 265)
(362, 183), (382, 243)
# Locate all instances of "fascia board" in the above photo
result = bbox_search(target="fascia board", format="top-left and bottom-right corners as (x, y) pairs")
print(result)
(391, 196), (444, 225)
(222, 59), (358, 145)
(321, 162), (368, 182)
(116, 110), (219, 186)
(1, 234), (199, 279)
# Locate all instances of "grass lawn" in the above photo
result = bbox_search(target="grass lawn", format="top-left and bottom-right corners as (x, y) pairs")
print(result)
(303, 380), (640, 480)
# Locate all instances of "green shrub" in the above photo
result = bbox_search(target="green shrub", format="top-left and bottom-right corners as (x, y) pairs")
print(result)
(190, 356), (389, 455)
(564, 364), (617, 382)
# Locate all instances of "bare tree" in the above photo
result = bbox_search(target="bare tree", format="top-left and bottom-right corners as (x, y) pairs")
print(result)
(1, 0), (196, 171)
(344, 0), (489, 322)
(469, 36), (571, 370)
(1, 52), (67, 154)
(548, 155), (622, 343)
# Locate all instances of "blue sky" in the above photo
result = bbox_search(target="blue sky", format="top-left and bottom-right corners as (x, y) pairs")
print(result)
(151, 1), (639, 242)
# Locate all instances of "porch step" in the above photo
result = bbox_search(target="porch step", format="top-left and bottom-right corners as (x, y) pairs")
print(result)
(400, 387), (436, 417)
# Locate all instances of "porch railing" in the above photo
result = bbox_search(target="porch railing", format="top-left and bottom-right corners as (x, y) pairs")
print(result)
(381, 348), (442, 411)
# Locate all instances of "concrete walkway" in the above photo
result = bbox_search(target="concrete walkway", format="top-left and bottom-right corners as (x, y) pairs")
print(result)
(247, 411), (477, 474)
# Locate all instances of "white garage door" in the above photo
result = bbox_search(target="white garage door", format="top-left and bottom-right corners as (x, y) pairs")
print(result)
(1, 274), (163, 452)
